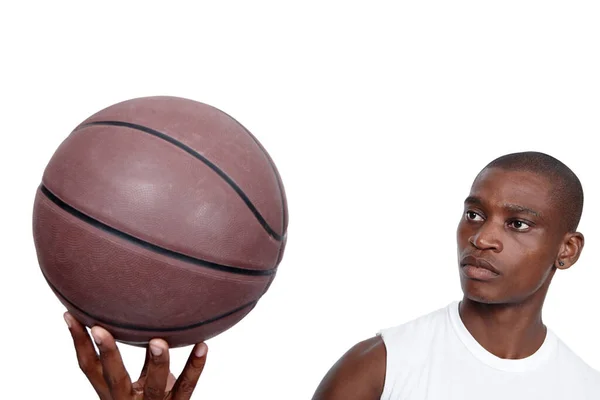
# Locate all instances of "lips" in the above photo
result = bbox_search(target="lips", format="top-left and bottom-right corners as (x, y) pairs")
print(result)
(460, 254), (501, 275)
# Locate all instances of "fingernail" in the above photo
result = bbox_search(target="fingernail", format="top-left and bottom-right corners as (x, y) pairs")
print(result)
(194, 343), (207, 358)
(63, 313), (72, 329)
(91, 328), (103, 346)
(150, 344), (163, 357)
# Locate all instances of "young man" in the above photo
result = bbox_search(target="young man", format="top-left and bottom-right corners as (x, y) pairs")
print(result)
(65, 151), (600, 399)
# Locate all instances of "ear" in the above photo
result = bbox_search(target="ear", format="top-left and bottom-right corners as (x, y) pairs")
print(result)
(556, 232), (585, 270)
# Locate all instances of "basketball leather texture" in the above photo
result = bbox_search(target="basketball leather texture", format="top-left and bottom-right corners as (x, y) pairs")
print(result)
(32, 96), (288, 347)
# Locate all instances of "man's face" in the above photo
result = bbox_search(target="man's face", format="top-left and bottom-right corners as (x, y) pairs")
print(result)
(456, 167), (565, 304)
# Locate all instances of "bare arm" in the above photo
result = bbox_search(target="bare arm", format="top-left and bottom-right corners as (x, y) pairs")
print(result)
(312, 336), (386, 400)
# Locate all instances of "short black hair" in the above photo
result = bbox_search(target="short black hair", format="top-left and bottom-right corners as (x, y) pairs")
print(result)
(482, 151), (584, 232)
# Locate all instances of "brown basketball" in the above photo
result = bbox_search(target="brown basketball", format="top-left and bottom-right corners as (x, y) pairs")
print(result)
(32, 96), (288, 347)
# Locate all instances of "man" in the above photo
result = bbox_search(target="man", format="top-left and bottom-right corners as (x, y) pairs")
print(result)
(65, 151), (600, 399)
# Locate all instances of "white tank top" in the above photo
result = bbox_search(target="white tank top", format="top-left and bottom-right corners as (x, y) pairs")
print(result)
(378, 301), (600, 399)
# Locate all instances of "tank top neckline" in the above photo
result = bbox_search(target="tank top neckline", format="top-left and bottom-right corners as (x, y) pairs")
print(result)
(448, 301), (558, 372)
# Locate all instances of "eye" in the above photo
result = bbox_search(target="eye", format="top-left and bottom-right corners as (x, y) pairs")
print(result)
(508, 220), (531, 231)
(465, 211), (484, 222)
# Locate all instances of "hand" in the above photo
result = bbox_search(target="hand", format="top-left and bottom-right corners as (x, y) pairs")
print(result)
(64, 312), (208, 399)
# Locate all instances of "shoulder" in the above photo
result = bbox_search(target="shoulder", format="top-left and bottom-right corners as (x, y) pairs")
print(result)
(379, 303), (451, 357)
(555, 335), (600, 378)
(554, 336), (600, 392)
(562, 359), (600, 396)
(311, 336), (386, 400)
(311, 304), (454, 400)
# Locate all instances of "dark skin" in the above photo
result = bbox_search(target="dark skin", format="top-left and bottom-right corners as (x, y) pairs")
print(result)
(64, 312), (208, 399)
(456, 167), (583, 359)
(310, 167), (584, 398)
(69, 167), (584, 399)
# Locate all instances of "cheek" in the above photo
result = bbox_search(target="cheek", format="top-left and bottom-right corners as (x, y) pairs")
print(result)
(503, 240), (554, 282)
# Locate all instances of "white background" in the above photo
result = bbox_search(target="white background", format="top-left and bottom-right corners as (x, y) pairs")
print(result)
(2, 1), (600, 399)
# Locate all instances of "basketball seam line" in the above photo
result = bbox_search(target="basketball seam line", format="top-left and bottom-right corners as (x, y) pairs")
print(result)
(41, 270), (258, 332)
(40, 184), (277, 277)
(221, 111), (288, 235)
(76, 120), (284, 242)
(220, 111), (289, 269)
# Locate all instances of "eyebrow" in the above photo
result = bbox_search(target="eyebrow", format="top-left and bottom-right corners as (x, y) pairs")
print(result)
(464, 196), (541, 217)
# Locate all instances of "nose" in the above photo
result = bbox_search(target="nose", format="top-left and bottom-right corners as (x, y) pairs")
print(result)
(469, 221), (503, 252)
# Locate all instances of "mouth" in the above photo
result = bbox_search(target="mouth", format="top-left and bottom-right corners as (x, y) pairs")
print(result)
(460, 255), (501, 280)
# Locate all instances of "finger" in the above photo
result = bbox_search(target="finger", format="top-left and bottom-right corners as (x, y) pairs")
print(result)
(64, 313), (111, 400)
(91, 326), (134, 400)
(171, 343), (208, 400)
(134, 371), (175, 396)
(142, 339), (170, 400)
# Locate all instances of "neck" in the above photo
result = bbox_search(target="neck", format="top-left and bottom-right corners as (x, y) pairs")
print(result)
(459, 281), (552, 359)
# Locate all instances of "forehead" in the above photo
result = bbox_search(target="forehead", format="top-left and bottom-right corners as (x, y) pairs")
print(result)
(469, 168), (555, 213)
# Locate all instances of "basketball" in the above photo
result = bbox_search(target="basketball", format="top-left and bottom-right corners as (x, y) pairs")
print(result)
(32, 96), (288, 347)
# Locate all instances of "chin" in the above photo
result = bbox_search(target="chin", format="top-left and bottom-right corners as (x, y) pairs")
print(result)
(460, 279), (505, 305)
(464, 292), (503, 305)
